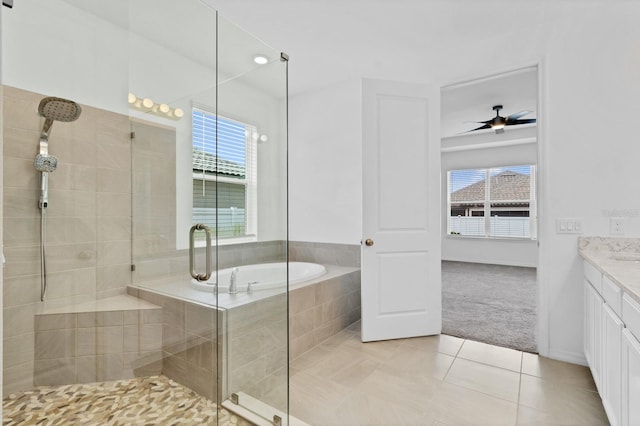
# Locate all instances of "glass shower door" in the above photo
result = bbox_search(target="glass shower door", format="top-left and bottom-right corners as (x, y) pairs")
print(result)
(213, 15), (290, 424)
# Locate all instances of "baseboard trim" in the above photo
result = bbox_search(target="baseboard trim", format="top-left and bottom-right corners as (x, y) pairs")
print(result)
(547, 348), (587, 366)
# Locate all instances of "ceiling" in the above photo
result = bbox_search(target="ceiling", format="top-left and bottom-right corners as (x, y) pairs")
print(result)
(59, 0), (593, 134)
(441, 67), (537, 138)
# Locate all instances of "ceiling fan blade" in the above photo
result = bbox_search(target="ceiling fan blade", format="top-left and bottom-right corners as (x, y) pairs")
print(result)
(505, 118), (536, 126)
(462, 123), (492, 133)
(506, 110), (532, 121)
(464, 120), (493, 124)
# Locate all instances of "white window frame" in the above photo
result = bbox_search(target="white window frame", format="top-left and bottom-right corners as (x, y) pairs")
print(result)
(192, 106), (258, 245)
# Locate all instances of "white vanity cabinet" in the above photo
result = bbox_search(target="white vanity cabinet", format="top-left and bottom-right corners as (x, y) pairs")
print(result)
(582, 259), (639, 426)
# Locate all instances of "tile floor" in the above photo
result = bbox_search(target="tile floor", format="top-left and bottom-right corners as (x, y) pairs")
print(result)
(290, 322), (608, 426)
(2, 375), (251, 426)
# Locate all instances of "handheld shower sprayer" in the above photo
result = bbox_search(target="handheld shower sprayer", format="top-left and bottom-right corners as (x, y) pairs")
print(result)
(34, 97), (81, 209)
(34, 96), (82, 302)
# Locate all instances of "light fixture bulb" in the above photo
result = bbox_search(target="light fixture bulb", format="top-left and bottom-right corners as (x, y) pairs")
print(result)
(173, 108), (184, 119)
(254, 55), (268, 65)
(142, 98), (154, 109)
(128, 93), (137, 104)
(159, 103), (170, 114)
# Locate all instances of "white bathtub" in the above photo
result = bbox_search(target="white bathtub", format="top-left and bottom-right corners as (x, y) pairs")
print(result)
(190, 262), (326, 293)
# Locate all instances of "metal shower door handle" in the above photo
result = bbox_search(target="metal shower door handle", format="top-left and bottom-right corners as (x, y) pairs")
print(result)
(189, 224), (212, 281)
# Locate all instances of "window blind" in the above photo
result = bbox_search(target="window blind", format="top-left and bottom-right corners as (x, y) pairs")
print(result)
(448, 165), (536, 239)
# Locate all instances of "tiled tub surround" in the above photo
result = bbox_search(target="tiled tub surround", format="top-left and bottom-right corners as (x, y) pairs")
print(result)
(128, 262), (359, 410)
(289, 241), (360, 268)
(3, 86), (133, 395)
(579, 237), (640, 303)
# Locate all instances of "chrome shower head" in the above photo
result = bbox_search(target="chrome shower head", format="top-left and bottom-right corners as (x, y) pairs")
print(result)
(38, 97), (82, 141)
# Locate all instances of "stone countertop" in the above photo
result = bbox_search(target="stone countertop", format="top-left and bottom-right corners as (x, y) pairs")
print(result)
(579, 237), (640, 304)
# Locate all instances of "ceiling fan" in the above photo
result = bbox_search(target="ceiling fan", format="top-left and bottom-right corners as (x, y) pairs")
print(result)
(464, 105), (536, 134)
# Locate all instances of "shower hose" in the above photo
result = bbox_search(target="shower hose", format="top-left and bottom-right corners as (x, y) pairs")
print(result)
(40, 206), (47, 301)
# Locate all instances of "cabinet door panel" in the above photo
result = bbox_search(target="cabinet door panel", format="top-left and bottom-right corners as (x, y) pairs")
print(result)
(602, 304), (623, 426)
(622, 329), (640, 426)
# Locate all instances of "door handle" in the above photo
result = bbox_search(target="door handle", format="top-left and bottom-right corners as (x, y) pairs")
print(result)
(189, 224), (212, 281)
(364, 238), (374, 247)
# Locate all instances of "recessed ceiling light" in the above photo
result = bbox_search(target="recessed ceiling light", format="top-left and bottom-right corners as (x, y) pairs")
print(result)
(254, 55), (268, 65)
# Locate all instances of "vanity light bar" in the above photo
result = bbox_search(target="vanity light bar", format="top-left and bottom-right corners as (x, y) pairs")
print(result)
(128, 93), (183, 121)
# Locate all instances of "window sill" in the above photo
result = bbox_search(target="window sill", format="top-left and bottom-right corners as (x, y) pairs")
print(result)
(446, 235), (537, 242)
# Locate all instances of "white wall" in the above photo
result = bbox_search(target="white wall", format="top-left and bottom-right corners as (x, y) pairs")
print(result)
(288, 3), (640, 363)
(441, 127), (538, 267)
(289, 79), (362, 244)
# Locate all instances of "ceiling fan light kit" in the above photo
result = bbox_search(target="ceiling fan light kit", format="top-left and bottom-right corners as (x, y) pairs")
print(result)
(465, 104), (536, 134)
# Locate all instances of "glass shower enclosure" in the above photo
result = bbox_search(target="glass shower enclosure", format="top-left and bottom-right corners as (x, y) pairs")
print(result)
(1, 1), (289, 424)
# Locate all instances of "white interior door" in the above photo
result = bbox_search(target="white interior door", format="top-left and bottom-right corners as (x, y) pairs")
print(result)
(361, 78), (441, 342)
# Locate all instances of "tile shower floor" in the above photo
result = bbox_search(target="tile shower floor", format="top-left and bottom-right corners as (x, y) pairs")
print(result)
(2, 375), (251, 426)
(291, 322), (609, 426)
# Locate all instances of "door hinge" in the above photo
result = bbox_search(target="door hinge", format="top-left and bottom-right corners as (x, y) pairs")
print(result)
(130, 131), (136, 140)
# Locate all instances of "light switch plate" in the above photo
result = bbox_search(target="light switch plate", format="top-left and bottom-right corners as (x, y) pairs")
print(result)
(556, 218), (583, 234)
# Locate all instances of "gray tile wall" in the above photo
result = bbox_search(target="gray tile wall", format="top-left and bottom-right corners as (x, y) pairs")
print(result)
(289, 270), (361, 360)
(3, 86), (133, 395)
(128, 287), (221, 402)
(33, 309), (162, 387)
(289, 241), (360, 267)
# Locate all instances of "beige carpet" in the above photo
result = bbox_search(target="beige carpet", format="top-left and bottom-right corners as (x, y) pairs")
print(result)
(2, 375), (252, 426)
(442, 260), (537, 353)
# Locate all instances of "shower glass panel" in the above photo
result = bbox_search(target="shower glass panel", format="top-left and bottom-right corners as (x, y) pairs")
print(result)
(2, 1), (289, 424)
(216, 15), (289, 421)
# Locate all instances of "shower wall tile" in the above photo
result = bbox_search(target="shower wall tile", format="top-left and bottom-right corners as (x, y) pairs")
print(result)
(2, 94), (42, 133)
(2, 187), (39, 219)
(45, 189), (97, 218)
(3, 334), (35, 369)
(35, 329), (76, 359)
(77, 328), (97, 356)
(97, 192), (130, 217)
(3, 157), (38, 189)
(44, 268), (97, 302)
(96, 354), (124, 381)
(97, 216), (132, 242)
(2, 275), (41, 308)
(49, 163), (97, 192)
(96, 326), (124, 354)
(3, 86), (135, 395)
(3, 304), (37, 338)
(2, 217), (40, 247)
(46, 216), (97, 245)
(96, 240), (130, 267)
(97, 167), (131, 194)
(42, 242), (97, 273)
(34, 358), (76, 386)
(34, 313), (76, 331)
(97, 142), (131, 171)
(96, 311), (124, 327)
(76, 356), (98, 383)
(2, 127), (40, 160)
(96, 264), (131, 293)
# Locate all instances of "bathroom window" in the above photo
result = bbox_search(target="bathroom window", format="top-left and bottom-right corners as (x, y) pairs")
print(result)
(447, 165), (536, 239)
(192, 108), (257, 241)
